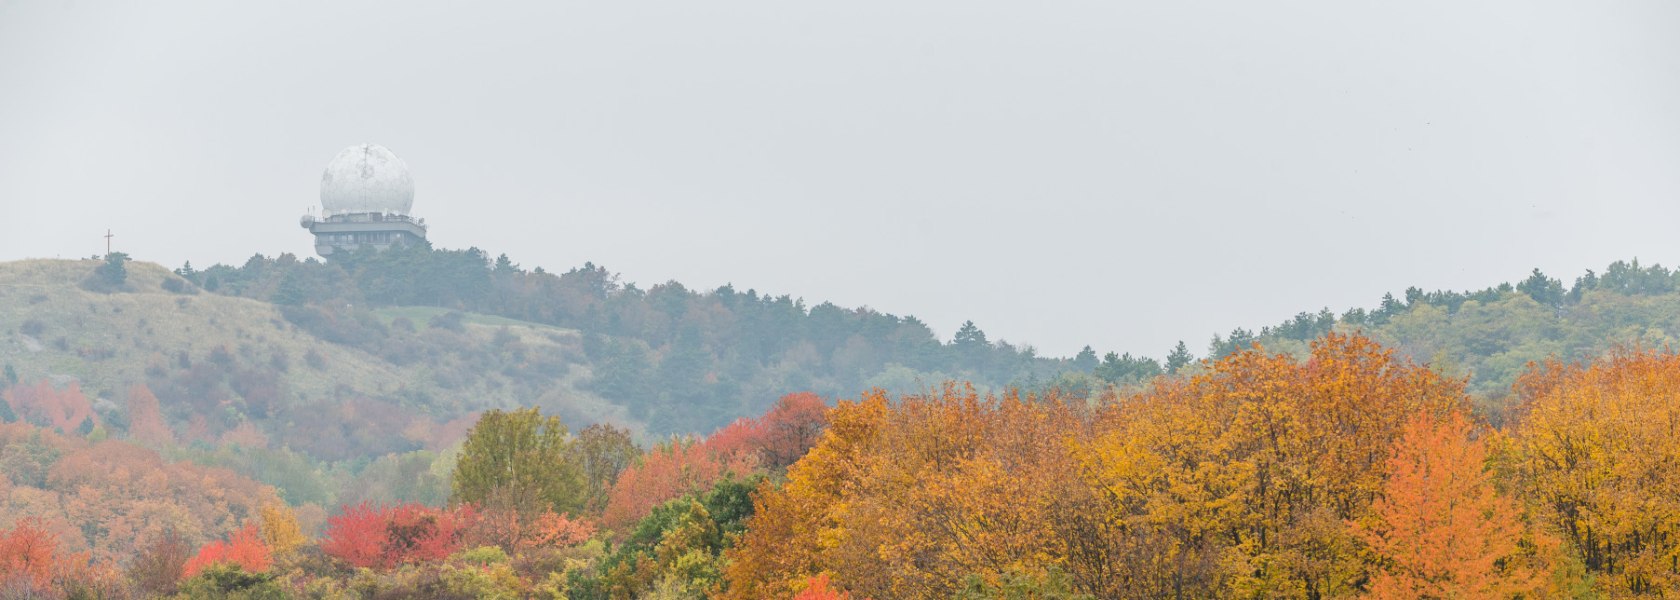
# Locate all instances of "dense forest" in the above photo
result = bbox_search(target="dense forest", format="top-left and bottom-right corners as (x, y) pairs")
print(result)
(5, 251), (1680, 597)
(176, 244), (1680, 421)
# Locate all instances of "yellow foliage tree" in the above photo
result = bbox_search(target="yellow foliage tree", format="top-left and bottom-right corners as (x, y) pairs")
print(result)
(1512, 350), (1680, 595)
(1073, 333), (1469, 597)
(726, 334), (1510, 599)
(723, 384), (1091, 599)
(258, 501), (307, 559)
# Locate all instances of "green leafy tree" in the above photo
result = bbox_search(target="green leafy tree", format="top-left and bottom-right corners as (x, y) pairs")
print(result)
(575, 423), (640, 512)
(585, 476), (762, 598)
(270, 271), (306, 306)
(452, 407), (585, 515)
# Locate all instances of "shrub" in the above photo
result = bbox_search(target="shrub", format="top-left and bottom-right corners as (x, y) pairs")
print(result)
(303, 348), (326, 370)
(452, 546), (509, 567)
(92, 252), (128, 289)
(161, 277), (189, 294)
(175, 563), (287, 600)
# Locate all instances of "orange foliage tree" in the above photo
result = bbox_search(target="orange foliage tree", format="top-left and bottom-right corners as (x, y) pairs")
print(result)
(602, 439), (757, 535)
(0, 422), (278, 564)
(44, 439), (277, 562)
(124, 384), (174, 446)
(467, 503), (595, 554)
(3, 380), (95, 434)
(182, 523), (271, 578)
(725, 384), (1091, 599)
(1511, 349), (1680, 595)
(0, 517), (60, 590)
(1357, 410), (1548, 598)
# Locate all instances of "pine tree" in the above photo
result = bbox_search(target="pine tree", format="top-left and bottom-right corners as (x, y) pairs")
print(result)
(952, 321), (988, 347)
(1072, 346), (1098, 372)
(1165, 341), (1192, 374)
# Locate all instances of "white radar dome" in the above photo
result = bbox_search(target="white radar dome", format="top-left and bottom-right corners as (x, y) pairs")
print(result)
(319, 144), (415, 215)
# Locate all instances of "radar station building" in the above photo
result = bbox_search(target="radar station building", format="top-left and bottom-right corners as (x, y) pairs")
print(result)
(300, 144), (427, 258)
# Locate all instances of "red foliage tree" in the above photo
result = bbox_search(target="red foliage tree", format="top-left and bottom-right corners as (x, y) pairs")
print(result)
(704, 418), (759, 461)
(755, 392), (829, 468)
(386, 504), (474, 564)
(319, 503), (386, 569)
(321, 502), (476, 569)
(793, 573), (854, 600)
(182, 523), (271, 578)
(703, 392), (829, 469)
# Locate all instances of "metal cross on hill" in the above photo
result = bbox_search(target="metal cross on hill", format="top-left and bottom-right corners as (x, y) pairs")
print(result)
(104, 229), (113, 255)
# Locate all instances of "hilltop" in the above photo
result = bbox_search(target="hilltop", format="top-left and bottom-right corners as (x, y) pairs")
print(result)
(0, 259), (629, 460)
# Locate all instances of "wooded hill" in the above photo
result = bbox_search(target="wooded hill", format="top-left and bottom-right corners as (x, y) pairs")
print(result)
(5, 251), (1680, 596)
(10, 250), (1678, 446)
(166, 244), (1077, 435)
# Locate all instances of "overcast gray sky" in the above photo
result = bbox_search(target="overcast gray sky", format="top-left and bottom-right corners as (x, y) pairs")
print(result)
(2, 1), (1677, 358)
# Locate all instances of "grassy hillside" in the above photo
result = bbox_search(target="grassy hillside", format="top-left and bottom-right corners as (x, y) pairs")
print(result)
(0, 259), (639, 451)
